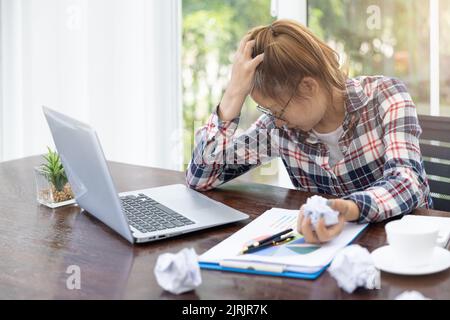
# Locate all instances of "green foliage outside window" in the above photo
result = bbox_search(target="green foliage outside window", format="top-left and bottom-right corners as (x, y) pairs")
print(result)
(182, 0), (274, 173)
(182, 0), (449, 184)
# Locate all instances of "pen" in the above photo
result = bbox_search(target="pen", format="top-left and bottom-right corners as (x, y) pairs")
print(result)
(244, 228), (293, 251)
(276, 232), (295, 242)
(240, 235), (295, 255)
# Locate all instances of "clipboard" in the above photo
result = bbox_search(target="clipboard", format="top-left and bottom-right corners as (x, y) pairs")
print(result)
(199, 261), (330, 280)
(199, 215), (369, 280)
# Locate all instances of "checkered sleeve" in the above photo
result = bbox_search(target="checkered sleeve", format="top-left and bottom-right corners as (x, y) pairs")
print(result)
(343, 78), (429, 223)
(185, 105), (278, 191)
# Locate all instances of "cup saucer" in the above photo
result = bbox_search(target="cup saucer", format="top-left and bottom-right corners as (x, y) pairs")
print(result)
(371, 246), (450, 276)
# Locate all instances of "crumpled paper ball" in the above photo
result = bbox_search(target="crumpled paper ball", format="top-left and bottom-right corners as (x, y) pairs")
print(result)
(303, 195), (339, 230)
(395, 291), (431, 300)
(328, 245), (381, 294)
(154, 248), (202, 295)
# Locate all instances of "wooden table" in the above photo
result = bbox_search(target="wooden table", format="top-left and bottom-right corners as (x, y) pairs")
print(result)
(0, 156), (449, 300)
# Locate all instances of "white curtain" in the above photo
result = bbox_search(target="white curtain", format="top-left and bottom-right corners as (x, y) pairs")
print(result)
(0, 0), (182, 170)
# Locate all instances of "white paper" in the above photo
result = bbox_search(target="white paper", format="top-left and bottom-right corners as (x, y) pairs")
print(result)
(395, 291), (431, 300)
(199, 208), (368, 270)
(303, 196), (339, 230)
(154, 248), (202, 295)
(328, 245), (381, 294)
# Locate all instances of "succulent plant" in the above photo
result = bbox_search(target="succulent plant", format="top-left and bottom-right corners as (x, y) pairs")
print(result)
(41, 147), (69, 192)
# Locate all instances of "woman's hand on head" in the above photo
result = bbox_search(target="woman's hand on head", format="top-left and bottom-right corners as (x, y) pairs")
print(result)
(228, 34), (265, 97)
(296, 199), (361, 244)
(218, 34), (264, 121)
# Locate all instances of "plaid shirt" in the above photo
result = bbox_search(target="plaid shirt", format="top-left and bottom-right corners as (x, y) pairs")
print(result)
(186, 76), (433, 223)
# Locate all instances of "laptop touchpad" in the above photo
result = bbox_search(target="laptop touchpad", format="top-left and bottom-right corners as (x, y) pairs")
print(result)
(140, 184), (214, 212)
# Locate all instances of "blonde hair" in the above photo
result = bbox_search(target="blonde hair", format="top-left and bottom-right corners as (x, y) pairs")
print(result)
(249, 19), (346, 105)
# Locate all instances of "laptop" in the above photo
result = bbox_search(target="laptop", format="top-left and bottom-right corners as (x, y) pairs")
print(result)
(43, 106), (249, 244)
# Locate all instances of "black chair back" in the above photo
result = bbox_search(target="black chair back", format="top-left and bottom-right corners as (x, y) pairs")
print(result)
(418, 115), (450, 212)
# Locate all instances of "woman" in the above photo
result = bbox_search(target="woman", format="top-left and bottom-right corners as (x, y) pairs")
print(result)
(186, 19), (433, 244)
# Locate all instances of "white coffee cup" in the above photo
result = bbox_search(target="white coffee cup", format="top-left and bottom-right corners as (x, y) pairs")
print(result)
(385, 219), (439, 268)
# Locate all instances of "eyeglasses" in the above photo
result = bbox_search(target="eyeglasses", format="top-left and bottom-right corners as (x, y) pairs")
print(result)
(256, 92), (295, 121)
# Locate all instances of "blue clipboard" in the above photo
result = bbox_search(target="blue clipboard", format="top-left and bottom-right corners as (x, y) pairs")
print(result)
(199, 261), (329, 280)
(199, 224), (369, 280)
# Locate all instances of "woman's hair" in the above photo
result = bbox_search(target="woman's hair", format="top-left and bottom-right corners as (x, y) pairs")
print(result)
(249, 19), (346, 105)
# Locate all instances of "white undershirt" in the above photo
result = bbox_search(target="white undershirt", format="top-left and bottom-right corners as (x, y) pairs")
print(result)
(311, 125), (345, 167)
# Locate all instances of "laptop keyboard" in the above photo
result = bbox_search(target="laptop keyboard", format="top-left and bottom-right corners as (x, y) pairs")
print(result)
(120, 194), (195, 234)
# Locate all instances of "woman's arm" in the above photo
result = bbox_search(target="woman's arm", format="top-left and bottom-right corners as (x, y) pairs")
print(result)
(186, 109), (278, 191)
(343, 78), (430, 223)
(186, 34), (268, 191)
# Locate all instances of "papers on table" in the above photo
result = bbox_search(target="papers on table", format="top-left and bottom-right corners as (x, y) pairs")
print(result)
(199, 208), (368, 274)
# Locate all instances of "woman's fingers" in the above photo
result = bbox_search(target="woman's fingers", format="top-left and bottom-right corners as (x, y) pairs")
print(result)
(315, 213), (346, 243)
(227, 35), (263, 99)
(238, 34), (252, 53)
(301, 217), (321, 244)
(297, 206), (305, 234)
(314, 219), (330, 243)
(243, 39), (256, 59)
(251, 53), (264, 68)
(298, 206), (321, 244)
(298, 199), (349, 244)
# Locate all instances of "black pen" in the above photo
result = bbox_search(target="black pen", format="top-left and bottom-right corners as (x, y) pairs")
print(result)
(240, 235), (295, 255)
(244, 228), (293, 251)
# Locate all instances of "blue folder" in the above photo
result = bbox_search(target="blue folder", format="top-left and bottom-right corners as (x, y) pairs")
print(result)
(199, 224), (369, 280)
(199, 261), (329, 280)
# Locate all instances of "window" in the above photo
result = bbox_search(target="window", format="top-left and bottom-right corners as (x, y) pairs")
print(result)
(182, 0), (279, 185)
(309, 0), (430, 114)
(440, 0), (450, 116)
(182, 0), (448, 188)
(307, 0), (449, 116)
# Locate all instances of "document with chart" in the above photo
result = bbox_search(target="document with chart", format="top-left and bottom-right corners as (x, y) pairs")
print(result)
(199, 208), (368, 276)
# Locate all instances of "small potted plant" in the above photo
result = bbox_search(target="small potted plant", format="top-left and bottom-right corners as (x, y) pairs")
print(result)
(34, 147), (75, 208)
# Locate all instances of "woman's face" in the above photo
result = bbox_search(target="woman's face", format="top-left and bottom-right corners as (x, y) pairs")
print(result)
(251, 77), (329, 132)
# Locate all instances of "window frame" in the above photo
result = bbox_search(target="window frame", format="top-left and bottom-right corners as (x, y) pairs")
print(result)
(430, 0), (440, 116)
(277, 0), (441, 116)
(273, 0), (308, 189)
